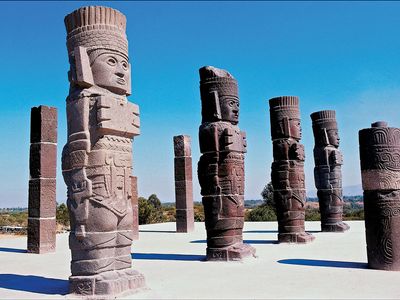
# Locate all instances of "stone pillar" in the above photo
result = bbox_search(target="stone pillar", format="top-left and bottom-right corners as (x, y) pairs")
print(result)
(28, 105), (57, 254)
(311, 110), (349, 232)
(62, 6), (145, 297)
(198, 66), (256, 261)
(173, 135), (194, 233)
(131, 176), (139, 240)
(359, 121), (400, 270)
(269, 96), (315, 243)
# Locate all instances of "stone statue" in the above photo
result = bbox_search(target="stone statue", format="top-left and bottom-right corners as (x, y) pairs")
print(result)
(62, 6), (145, 297)
(311, 110), (349, 232)
(269, 96), (315, 243)
(198, 66), (256, 261)
(359, 121), (400, 270)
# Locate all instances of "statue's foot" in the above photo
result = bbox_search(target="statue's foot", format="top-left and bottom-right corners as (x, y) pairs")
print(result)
(278, 232), (315, 244)
(206, 242), (256, 261)
(69, 269), (145, 299)
(321, 222), (350, 232)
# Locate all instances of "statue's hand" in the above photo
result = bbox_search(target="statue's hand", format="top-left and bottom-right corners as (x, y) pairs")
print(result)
(70, 168), (92, 202)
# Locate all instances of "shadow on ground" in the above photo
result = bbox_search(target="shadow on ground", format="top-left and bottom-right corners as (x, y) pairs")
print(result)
(243, 230), (321, 234)
(191, 239), (278, 245)
(139, 230), (176, 233)
(0, 274), (68, 295)
(0, 247), (27, 253)
(132, 253), (205, 261)
(278, 259), (368, 269)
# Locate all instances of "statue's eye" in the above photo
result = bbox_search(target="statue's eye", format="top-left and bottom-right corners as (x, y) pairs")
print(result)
(107, 57), (117, 66)
(121, 61), (128, 70)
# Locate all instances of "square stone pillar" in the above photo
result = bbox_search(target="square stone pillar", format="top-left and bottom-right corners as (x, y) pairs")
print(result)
(131, 176), (139, 240)
(28, 106), (57, 253)
(174, 135), (194, 233)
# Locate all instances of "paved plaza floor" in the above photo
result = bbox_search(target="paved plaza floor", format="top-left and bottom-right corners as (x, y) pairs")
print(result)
(0, 221), (399, 299)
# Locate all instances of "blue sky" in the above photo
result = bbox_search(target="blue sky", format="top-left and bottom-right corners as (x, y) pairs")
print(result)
(1, 1), (400, 207)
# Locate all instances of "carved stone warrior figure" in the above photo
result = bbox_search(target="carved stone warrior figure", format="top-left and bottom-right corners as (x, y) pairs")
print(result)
(198, 66), (256, 261)
(62, 6), (145, 297)
(269, 96), (315, 243)
(359, 121), (400, 271)
(311, 110), (350, 232)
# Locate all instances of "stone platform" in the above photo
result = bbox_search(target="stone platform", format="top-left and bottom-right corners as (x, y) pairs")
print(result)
(1, 221), (400, 299)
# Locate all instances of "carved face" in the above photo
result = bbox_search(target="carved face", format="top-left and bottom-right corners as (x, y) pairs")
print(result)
(220, 96), (239, 124)
(91, 52), (130, 95)
(327, 129), (340, 147)
(289, 118), (302, 140)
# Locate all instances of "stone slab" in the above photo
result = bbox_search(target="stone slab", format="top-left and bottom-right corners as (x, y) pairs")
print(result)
(30, 106), (57, 144)
(28, 179), (56, 218)
(27, 217), (56, 254)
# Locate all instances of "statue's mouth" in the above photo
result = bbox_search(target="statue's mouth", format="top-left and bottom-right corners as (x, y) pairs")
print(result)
(116, 78), (126, 85)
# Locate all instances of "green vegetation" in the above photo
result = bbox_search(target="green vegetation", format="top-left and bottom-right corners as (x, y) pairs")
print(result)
(0, 211), (28, 227)
(245, 183), (365, 222)
(56, 203), (70, 228)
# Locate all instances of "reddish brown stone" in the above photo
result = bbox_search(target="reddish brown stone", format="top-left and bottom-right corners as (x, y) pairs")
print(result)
(173, 135), (191, 157)
(269, 96), (314, 244)
(30, 106), (57, 144)
(27, 217), (56, 254)
(29, 143), (57, 179)
(28, 106), (57, 254)
(198, 66), (255, 261)
(175, 181), (193, 209)
(28, 179), (56, 218)
(311, 110), (349, 232)
(63, 6), (145, 297)
(174, 157), (193, 181)
(131, 176), (139, 240)
(359, 122), (400, 270)
(176, 209), (194, 232)
(174, 135), (194, 233)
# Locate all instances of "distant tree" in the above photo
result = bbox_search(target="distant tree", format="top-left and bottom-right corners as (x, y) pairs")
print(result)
(261, 182), (275, 212)
(246, 182), (277, 221)
(193, 204), (205, 222)
(148, 194), (162, 209)
(138, 195), (165, 224)
(56, 203), (70, 227)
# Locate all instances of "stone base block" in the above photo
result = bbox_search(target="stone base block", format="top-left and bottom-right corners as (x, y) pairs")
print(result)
(27, 218), (56, 254)
(69, 269), (146, 299)
(206, 243), (256, 261)
(321, 222), (350, 232)
(176, 209), (194, 233)
(278, 232), (315, 244)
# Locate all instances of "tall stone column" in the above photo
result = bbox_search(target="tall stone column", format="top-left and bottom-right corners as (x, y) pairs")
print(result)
(359, 121), (400, 270)
(62, 6), (145, 297)
(198, 66), (256, 261)
(174, 135), (194, 233)
(28, 105), (57, 254)
(311, 110), (349, 232)
(269, 96), (314, 243)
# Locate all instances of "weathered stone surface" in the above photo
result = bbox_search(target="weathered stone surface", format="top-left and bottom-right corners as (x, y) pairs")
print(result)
(175, 181), (193, 209)
(28, 106), (57, 254)
(29, 143), (57, 179)
(311, 110), (349, 232)
(174, 135), (194, 233)
(174, 135), (191, 157)
(28, 179), (56, 218)
(30, 106), (57, 143)
(131, 176), (139, 240)
(359, 121), (400, 270)
(27, 217), (56, 254)
(62, 6), (145, 297)
(198, 66), (255, 260)
(269, 96), (314, 243)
